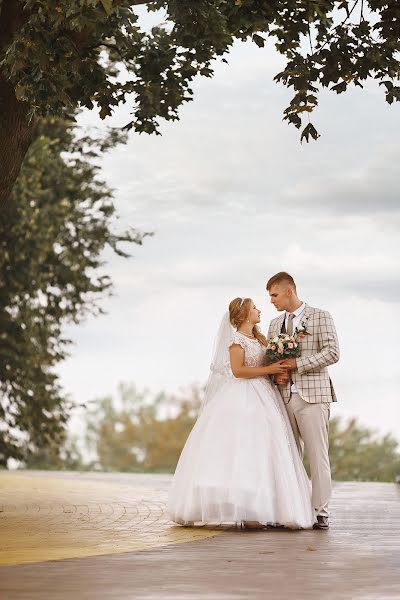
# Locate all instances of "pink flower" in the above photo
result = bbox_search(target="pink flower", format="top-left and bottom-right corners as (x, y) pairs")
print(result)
(288, 343), (294, 349)
(270, 345), (276, 350)
(277, 347), (283, 354)
(298, 332), (305, 338)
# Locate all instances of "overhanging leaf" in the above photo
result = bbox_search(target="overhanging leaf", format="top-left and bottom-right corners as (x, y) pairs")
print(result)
(300, 122), (320, 143)
(252, 34), (265, 48)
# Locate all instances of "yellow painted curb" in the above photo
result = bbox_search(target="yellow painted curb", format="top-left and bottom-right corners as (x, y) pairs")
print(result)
(0, 473), (222, 566)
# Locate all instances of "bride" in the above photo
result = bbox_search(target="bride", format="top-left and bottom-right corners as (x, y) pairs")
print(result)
(168, 297), (316, 529)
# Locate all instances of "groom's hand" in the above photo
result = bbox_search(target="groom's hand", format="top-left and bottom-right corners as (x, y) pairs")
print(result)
(281, 358), (298, 370)
(275, 373), (289, 385)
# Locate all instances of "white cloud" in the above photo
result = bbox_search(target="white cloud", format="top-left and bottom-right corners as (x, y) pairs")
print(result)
(61, 38), (400, 445)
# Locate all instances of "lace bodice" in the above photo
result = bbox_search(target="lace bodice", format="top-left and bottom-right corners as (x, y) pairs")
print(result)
(230, 331), (266, 367)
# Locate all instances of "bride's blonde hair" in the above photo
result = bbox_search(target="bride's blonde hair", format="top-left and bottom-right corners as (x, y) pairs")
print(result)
(229, 297), (267, 347)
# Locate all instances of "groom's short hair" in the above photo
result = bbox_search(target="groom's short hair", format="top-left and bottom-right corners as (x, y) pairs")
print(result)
(266, 272), (297, 292)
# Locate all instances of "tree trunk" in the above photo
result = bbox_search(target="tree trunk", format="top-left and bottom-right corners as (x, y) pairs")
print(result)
(0, 1), (33, 205)
(0, 75), (34, 205)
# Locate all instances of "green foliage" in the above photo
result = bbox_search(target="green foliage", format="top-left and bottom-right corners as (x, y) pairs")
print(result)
(84, 384), (400, 482)
(84, 383), (202, 472)
(0, 116), (146, 466)
(1, 1), (399, 141)
(23, 434), (85, 470)
(328, 417), (400, 482)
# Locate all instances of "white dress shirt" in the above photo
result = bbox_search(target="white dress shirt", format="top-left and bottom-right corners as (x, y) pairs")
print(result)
(284, 302), (306, 393)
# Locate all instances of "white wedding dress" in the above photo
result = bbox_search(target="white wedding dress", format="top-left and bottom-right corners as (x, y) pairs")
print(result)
(168, 321), (316, 529)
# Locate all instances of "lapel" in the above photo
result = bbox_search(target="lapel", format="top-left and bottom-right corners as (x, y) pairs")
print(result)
(299, 303), (313, 327)
(296, 304), (314, 348)
(275, 313), (285, 334)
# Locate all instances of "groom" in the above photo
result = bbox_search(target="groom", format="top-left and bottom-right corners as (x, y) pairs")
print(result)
(266, 272), (340, 530)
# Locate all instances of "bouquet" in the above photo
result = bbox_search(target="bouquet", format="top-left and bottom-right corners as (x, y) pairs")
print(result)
(265, 334), (301, 361)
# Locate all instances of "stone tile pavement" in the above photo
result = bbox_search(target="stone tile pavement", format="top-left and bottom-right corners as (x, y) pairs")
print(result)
(0, 471), (399, 599)
(0, 471), (221, 565)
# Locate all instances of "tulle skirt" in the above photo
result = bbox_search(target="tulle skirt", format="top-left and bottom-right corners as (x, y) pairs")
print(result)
(168, 377), (315, 529)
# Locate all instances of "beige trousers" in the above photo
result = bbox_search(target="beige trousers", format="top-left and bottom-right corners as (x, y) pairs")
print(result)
(285, 393), (332, 517)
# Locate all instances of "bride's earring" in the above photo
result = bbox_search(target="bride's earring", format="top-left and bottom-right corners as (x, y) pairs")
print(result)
(247, 319), (250, 323)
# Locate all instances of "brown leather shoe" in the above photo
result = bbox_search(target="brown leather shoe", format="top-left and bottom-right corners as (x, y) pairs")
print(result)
(313, 516), (329, 530)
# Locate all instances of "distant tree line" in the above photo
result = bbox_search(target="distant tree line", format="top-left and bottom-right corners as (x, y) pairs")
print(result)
(24, 382), (400, 483)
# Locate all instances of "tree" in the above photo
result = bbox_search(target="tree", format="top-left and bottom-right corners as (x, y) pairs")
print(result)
(84, 383), (400, 482)
(1, 0), (400, 203)
(326, 417), (400, 482)
(84, 383), (202, 472)
(22, 433), (85, 470)
(0, 115), (145, 466)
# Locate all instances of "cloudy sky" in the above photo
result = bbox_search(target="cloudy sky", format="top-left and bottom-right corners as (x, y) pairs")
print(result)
(59, 16), (400, 442)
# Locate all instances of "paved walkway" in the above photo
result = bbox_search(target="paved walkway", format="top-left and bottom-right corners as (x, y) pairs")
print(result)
(0, 471), (399, 599)
(0, 471), (220, 564)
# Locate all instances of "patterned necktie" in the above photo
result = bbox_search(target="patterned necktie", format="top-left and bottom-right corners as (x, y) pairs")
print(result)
(287, 313), (295, 336)
(286, 313), (295, 386)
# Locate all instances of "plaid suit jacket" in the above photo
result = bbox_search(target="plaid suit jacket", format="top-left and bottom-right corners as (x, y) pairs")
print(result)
(267, 304), (339, 404)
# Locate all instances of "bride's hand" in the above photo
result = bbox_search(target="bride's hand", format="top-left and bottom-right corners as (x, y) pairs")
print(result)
(266, 361), (289, 375)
